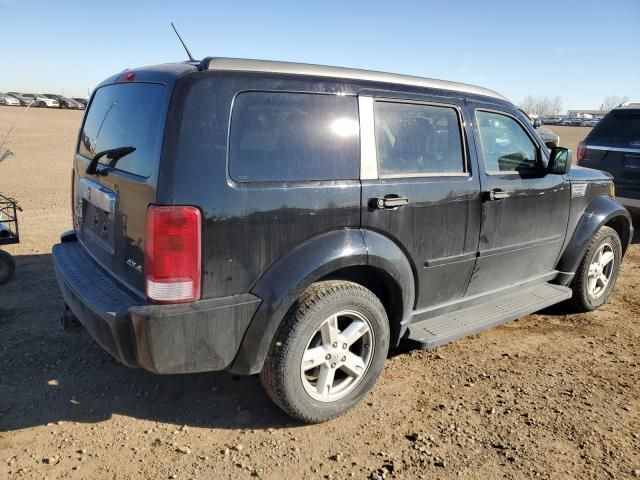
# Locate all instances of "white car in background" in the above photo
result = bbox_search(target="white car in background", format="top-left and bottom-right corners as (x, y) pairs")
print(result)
(15, 93), (59, 108)
(33, 94), (59, 108)
(0, 93), (20, 106)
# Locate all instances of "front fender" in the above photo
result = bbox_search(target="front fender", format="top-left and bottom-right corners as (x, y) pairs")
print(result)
(557, 195), (632, 275)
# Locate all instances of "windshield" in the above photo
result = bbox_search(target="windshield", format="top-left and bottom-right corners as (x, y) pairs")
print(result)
(589, 109), (640, 147)
(78, 83), (167, 178)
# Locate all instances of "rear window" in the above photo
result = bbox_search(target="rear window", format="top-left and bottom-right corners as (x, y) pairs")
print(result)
(588, 109), (640, 147)
(78, 83), (167, 178)
(229, 92), (360, 182)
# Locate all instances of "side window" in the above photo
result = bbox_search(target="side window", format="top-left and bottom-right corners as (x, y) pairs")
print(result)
(229, 92), (359, 182)
(373, 101), (465, 177)
(476, 111), (539, 173)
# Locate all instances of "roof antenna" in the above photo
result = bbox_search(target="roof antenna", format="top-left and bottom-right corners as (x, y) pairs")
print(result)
(171, 22), (196, 62)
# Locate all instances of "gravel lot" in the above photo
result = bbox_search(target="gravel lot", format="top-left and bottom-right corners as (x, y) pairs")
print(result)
(0, 107), (639, 479)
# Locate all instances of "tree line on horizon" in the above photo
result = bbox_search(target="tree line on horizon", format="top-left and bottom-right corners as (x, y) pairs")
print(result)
(519, 95), (630, 116)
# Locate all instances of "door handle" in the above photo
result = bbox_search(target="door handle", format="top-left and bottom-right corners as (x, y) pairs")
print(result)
(372, 196), (410, 209)
(486, 189), (511, 201)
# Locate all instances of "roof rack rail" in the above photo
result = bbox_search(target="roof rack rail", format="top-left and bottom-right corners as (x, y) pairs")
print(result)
(199, 57), (508, 101)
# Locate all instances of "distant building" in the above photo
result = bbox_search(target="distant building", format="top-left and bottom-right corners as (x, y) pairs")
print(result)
(566, 109), (607, 119)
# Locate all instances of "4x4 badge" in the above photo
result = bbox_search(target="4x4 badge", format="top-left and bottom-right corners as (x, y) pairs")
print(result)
(126, 258), (142, 273)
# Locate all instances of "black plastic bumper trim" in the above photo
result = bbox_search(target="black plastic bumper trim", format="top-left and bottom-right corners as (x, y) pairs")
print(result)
(52, 240), (262, 374)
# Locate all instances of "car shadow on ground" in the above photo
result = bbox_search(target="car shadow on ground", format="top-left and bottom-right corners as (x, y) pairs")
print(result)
(0, 253), (296, 433)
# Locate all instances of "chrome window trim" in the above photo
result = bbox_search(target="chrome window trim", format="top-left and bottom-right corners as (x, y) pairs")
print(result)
(370, 97), (470, 179)
(359, 96), (378, 180)
(474, 108), (543, 176)
(587, 145), (640, 154)
(484, 170), (526, 176)
(379, 172), (470, 179)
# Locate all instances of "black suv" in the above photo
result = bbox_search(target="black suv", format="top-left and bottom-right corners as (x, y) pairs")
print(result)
(52, 58), (633, 423)
(578, 103), (640, 212)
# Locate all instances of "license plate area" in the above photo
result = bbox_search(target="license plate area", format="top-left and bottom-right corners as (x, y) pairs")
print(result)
(78, 178), (117, 254)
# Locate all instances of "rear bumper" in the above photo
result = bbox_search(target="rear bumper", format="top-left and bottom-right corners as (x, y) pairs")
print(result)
(52, 237), (261, 374)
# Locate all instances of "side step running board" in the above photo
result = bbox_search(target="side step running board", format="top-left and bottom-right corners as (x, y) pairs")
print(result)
(407, 283), (572, 350)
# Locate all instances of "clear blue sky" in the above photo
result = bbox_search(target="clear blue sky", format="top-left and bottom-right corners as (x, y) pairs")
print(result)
(1, 0), (638, 111)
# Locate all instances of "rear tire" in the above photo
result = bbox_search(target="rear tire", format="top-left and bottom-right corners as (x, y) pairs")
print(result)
(0, 250), (15, 285)
(260, 280), (389, 423)
(569, 226), (622, 312)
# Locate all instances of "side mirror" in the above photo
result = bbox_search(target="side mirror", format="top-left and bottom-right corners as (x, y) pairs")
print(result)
(533, 119), (542, 128)
(548, 147), (571, 175)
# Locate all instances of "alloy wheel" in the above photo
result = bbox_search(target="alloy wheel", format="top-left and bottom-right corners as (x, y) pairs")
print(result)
(300, 310), (375, 402)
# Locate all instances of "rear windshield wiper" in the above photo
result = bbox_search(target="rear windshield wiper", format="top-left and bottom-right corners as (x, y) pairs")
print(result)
(86, 146), (136, 176)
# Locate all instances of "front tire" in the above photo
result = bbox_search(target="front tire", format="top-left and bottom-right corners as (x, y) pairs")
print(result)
(569, 226), (622, 312)
(260, 280), (390, 423)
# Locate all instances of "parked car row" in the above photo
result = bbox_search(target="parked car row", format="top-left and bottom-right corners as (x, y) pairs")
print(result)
(559, 117), (600, 127)
(0, 92), (86, 109)
(541, 117), (600, 127)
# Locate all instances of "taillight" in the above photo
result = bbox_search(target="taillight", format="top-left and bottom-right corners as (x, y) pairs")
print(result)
(145, 205), (201, 304)
(577, 140), (587, 163)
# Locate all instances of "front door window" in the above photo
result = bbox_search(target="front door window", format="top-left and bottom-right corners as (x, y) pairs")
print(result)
(476, 111), (538, 173)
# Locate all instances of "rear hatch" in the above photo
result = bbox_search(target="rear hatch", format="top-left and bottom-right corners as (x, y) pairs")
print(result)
(581, 108), (640, 199)
(73, 81), (169, 296)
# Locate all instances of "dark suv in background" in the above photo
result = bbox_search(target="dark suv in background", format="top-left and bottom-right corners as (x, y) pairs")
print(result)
(52, 57), (632, 423)
(579, 103), (640, 212)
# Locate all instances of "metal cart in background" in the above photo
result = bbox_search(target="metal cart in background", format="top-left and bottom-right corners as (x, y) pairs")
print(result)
(0, 193), (21, 284)
(1, 110), (29, 285)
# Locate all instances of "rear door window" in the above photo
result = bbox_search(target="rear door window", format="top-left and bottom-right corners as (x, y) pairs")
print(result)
(229, 92), (360, 182)
(79, 83), (167, 178)
(588, 109), (640, 148)
(373, 101), (465, 176)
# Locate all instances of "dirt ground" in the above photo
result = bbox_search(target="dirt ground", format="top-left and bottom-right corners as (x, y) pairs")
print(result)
(0, 107), (639, 480)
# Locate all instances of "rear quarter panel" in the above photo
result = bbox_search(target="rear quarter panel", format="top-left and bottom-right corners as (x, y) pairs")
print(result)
(159, 73), (362, 300)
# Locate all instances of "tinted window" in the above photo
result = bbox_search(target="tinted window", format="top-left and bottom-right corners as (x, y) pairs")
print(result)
(476, 111), (538, 172)
(79, 83), (167, 178)
(374, 102), (464, 176)
(229, 92), (359, 182)
(588, 109), (640, 147)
